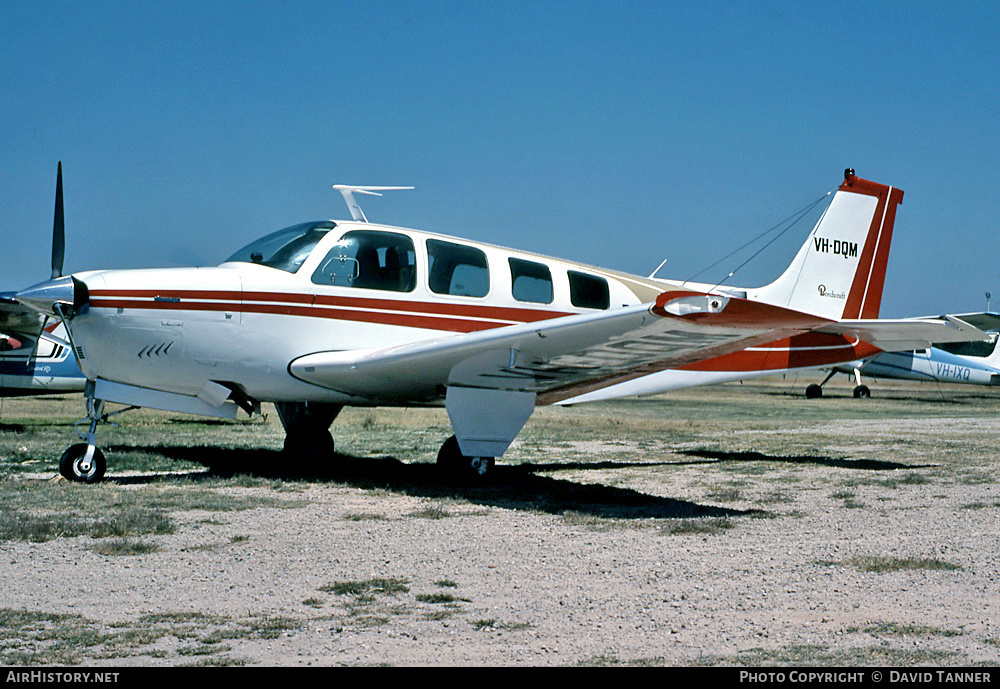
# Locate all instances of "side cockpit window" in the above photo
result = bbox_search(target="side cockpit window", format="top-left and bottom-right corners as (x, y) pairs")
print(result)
(312, 230), (416, 292)
(509, 258), (553, 304)
(427, 239), (489, 297)
(568, 270), (610, 310)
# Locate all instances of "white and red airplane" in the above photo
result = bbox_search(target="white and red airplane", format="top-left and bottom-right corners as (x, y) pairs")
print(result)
(7, 165), (988, 483)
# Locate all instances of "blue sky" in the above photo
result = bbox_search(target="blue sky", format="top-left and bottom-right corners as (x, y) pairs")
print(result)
(3, 1), (998, 317)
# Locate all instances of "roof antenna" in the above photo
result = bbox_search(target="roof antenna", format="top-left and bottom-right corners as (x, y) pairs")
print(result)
(333, 185), (413, 223)
(648, 257), (668, 279)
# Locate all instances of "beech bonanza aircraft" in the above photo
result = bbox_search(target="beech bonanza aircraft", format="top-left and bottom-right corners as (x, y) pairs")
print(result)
(4, 165), (990, 483)
(803, 312), (1000, 398)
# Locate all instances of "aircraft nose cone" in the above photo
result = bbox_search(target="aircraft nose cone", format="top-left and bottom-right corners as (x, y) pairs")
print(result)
(15, 275), (85, 317)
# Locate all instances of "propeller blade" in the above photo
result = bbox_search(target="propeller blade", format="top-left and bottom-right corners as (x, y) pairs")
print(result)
(51, 161), (65, 279)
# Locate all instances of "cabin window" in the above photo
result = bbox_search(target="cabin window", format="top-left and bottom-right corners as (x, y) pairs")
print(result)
(226, 221), (335, 274)
(509, 258), (553, 304)
(568, 271), (610, 310)
(427, 239), (489, 297)
(312, 230), (416, 292)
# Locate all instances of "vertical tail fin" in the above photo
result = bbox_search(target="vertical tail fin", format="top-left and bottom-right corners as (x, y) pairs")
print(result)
(751, 169), (904, 320)
(983, 335), (1000, 369)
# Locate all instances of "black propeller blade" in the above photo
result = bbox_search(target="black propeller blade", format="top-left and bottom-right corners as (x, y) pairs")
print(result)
(51, 161), (65, 279)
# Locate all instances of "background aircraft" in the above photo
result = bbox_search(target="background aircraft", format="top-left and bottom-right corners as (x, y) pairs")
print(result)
(4, 166), (989, 483)
(0, 296), (85, 397)
(804, 312), (1000, 398)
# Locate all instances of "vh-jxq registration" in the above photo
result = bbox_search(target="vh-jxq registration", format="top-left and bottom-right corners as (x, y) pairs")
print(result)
(8, 166), (988, 483)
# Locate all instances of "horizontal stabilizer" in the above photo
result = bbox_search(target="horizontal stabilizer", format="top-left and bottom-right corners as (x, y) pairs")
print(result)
(815, 315), (992, 353)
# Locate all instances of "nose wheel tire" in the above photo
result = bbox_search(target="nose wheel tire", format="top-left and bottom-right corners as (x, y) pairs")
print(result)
(437, 435), (495, 481)
(59, 443), (107, 483)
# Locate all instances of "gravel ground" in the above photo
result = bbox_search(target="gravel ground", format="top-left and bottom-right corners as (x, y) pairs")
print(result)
(2, 378), (999, 667)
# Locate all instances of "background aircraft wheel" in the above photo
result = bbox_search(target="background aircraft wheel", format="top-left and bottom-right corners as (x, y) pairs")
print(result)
(59, 443), (106, 484)
(437, 435), (495, 481)
(853, 385), (871, 398)
(805, 384), (823, 399)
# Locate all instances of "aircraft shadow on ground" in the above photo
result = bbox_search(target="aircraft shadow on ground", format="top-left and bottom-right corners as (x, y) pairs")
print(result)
(677, 448), (914, 471)
(104, 444), (757, 520)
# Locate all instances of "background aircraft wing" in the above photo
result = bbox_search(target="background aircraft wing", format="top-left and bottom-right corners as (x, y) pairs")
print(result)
(926, 312), (1000, 333)
(0, 292), (47, 340)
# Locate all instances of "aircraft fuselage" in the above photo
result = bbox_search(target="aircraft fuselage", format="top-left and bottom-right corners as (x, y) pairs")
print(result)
(66, 218), (878, 411)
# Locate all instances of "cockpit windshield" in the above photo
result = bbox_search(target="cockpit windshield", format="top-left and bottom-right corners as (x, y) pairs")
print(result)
(225, 221), (336, 273)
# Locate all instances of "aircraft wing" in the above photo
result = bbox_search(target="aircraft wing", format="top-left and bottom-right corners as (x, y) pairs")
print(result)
(925, 312), (1000, 333)
(290, 290), (989, 405)
(0, 292), (46, 339)
(814, 314), (991, 354)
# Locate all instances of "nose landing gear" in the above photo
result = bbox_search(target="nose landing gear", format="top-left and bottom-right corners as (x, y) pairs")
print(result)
(59, 395), (109, 483)
(59, 443), (106, 483)
(58, 392), (135, 483)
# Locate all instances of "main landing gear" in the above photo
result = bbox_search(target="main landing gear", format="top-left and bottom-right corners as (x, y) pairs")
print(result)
(436, 435), (495, 480)
(273, 403), (501, 481)
(274, 401), (342, 460)
(805, 368), (871, 399)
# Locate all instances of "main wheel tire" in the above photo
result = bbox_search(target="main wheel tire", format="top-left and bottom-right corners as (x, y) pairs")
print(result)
(282, 429), (335, 461)
(805, 384), (823, 399)
(853, 385), (871, 399)
(59, 443), (107, 484)
(437, 435), (495, 480)
(275, 402), (340, 462)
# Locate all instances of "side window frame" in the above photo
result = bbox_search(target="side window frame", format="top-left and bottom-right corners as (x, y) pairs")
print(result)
(509, 257), (554, 304)
(311, 230), (416, 293)
(567, 270), (610, 310)
(426, 239), (490, 298)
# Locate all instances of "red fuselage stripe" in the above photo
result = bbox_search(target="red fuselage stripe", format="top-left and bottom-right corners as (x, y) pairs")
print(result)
(88, 290), (573, 333)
